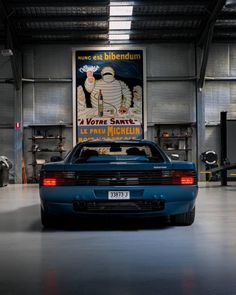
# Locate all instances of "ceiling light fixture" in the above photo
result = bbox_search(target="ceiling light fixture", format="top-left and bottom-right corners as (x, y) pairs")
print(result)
(110, 6), (133, 16)
(109, 21), (131, 30)
(108, 5), (133, 42)
(109, 34), (130, 40)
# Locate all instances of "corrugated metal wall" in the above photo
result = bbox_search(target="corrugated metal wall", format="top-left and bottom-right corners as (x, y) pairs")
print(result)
(0, 48), (14, 168)
(1, 43), (236, 181)
(22, 45), (73, 180)
(147, 44), (195, 77)
(22, 44), (197, 127)
(23, 45), (72, 125)
(146, 44), (196, 124)
(147, 81), (195, 123)
(203, 44), (236, 163)
(21, 44), (197, 178)
(204, 44), (236, 123)
(146, 44), (196, 162)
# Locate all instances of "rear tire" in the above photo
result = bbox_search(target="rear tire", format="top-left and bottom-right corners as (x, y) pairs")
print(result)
(41, 207), (53, 228)
(170, 206), (195, 226)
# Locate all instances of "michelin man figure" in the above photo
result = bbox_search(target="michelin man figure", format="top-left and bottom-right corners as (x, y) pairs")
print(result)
(132, 85), (142, 111)
(84, 66), (132, 115)
(77, 85), (86, 111)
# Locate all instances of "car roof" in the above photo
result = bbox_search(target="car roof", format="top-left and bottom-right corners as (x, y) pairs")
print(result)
(78, 140), (154, 145)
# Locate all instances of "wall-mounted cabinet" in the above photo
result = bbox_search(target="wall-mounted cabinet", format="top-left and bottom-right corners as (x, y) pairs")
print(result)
(155, 123), (194, 161)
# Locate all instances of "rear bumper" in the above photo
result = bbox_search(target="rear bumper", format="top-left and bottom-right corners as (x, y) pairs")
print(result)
(41, 200), (196, 218)
(40, 185), (198, 217)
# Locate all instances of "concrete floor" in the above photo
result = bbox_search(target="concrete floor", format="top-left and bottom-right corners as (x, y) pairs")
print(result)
(0, 184), (236, 295)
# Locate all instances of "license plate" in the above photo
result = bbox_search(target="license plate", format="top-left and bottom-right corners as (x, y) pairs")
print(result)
(108, 191), (130, 200)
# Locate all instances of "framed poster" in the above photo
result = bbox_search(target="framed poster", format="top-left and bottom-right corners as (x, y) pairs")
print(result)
(72, 47), (146, 144)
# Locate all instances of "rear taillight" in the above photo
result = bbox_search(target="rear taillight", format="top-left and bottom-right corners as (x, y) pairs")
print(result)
(43, 178), (57, 186)
(40, 172), (76, 186)
(180, 176), (194, 185)
(171, 170), (196, 185)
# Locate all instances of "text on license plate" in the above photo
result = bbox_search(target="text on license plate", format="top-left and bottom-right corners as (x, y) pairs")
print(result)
(108, 191), (130, 200)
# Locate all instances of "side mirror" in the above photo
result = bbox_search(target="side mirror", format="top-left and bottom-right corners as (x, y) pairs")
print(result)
(50, 156), (63, 162)
(170, 154), (180, 161)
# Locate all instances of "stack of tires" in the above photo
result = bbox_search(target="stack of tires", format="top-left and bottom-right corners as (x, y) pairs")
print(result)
(0, 156), (12, 187)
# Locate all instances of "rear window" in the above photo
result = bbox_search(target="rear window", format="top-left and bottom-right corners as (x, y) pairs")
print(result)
(70, 142), (164, 163)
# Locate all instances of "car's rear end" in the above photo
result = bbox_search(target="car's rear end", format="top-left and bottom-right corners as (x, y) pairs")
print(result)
(39, 141), (198, 226)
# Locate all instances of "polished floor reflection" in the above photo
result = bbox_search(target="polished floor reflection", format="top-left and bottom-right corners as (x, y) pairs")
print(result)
(0, 183), (236, 295)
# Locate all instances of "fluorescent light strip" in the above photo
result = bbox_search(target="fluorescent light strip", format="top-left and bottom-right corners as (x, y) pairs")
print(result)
(109, 21), (131, 30)
(110, 6), (133, 16)
(109, 34), (130, 40)
(109, 5), (133, 41)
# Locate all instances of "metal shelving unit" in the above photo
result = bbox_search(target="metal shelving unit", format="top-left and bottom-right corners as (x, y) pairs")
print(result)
(155, 123), (194, 161)
(28, 124), (67, 182)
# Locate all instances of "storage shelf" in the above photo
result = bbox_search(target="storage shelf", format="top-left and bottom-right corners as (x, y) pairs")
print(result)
(28, 124), (66, 182)
(164, 149), (192, 152)
(158, 136), (192, 139)
(29, 137), (65, 140)
(155, 123), (193, 161)
(27, 124), (68, 127)
(28, 150), (66, 153)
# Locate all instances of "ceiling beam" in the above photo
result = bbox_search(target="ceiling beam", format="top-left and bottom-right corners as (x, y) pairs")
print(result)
(19, 29), (109, 36)
(8, 0), (209, 7)
(197, 0), (226, 46)
(8, 0), (109, 7)
(198, 24), (215, 89)
(13, 14), (206, 23)
(219, 12), (236, 19)
(0, 0), (21, 90)
(17, 28), (198, 37)
(17, 37), (196, 45)
(110, 0), (209, 5)
(0, 0), (18, 46)
(197, 0), (226, 90)
(14, 16), (109, 22)
(215, 27), (236, 33)
(213, 37), (236, 42)
(111, 15), (205, 21)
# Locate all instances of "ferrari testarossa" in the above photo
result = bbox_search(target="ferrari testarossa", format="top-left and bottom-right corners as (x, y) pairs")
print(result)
(39, 140), (198, 227)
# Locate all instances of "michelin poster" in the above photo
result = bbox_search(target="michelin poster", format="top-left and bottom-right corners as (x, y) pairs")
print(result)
(75, 49), (144, 142)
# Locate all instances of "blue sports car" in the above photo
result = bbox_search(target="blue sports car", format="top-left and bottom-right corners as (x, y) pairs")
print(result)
(39, 140), (198, 227)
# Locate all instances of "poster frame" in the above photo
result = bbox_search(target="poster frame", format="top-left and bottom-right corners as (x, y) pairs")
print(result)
(72, 46), (147, 146)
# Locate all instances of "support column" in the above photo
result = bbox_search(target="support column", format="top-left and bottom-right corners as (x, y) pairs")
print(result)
(194, 0), (226, 179)
(220, 111), (227, 186)
(196, 89), (206, 179)
(195, 45), (206, 180)
(14, 52), (23, 184)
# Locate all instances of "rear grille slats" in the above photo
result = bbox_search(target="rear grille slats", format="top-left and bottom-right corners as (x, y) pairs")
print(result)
(77, 170), (166, 186)
(75, 171), (196, 186)
(74, 201), (165, 212)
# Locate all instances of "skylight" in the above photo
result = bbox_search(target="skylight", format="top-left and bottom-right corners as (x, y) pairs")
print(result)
(109, 21), (131, 30)
(109, 5), (133, 42)
(109, 6), (133, 16)
(109, 34), (130, 40)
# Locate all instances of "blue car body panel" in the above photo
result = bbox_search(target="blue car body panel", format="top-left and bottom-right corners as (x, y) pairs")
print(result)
(40, 185), (197, 217)
(40, 140), (198, 218)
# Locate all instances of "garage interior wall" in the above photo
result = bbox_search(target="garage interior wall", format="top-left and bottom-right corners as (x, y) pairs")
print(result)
(1, 43), (236, 181)
(204, 44), (236, 163)
(0, 46), (14, 180)
(22, 45), (73, 180)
